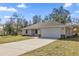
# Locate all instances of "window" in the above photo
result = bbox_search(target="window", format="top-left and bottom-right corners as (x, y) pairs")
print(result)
(26, 30), (27, 34)
(35, 29), (38, 34)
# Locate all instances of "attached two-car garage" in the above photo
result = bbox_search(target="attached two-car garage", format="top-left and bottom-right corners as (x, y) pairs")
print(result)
(40, 27), (65, 38)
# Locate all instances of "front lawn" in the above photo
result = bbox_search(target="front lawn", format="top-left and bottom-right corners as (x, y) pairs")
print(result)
(22, 37), (79, 56)
(0, 35), (31, 44)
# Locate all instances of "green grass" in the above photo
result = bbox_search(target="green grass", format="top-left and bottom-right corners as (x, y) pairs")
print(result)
(22, 37), (79, 56)
(0, 35), (31, 44)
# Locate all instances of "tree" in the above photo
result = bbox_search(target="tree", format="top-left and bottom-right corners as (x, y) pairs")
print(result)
(33, 15), (42, 24)
(50, 6), (71, 24)
(4, 20), (15, 35)
(38, 16), (42, 22)
(72, 17), (79, 24)
(21, 18), (28, 28)
(4, 12), (28, 35)
(12, 13), (28, 34)
(12, 13), (20, 34)
(0, 18), (1, 22)
(44, 16), (49, 22)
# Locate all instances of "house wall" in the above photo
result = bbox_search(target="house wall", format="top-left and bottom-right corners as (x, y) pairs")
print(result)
(22, 29), (40, 36)
(22, 29), (32, 35)
(22, 29), (26, 35)
(27, 30), (32, 35)
(40, 27), (65, 38)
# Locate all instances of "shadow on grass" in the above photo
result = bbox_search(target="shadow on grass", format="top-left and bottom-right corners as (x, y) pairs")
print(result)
(59, 36), (79, 42)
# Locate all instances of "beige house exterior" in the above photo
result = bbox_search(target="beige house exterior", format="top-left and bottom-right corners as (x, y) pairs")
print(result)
(22, 22), (75, 38)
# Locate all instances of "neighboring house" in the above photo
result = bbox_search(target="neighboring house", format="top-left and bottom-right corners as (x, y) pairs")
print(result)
(22, 21), (75, 38)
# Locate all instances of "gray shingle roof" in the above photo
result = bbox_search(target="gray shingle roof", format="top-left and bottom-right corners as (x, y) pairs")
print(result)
(23, 21), (65, 29)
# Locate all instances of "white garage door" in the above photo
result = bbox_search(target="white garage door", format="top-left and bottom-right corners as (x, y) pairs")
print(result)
(40, 27), (62, 38)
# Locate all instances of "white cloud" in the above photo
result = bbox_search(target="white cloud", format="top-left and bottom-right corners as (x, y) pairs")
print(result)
(64, 3), (72, 8)
(4, 16), (11, 19)
(0, 6), (17, 12)
(17, 3), (27, 8)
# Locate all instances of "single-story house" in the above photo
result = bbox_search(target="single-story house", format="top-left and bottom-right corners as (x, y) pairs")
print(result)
(22, 21), (77, 38)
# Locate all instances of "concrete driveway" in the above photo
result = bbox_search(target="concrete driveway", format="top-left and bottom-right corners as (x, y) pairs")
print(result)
(0, 37), (57, 56)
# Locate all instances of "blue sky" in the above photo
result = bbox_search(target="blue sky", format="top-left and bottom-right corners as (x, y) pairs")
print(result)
(0, 3), (79, 24)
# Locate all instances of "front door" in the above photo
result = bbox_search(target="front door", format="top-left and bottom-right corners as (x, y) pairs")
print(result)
(31, 29), (38, 36)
